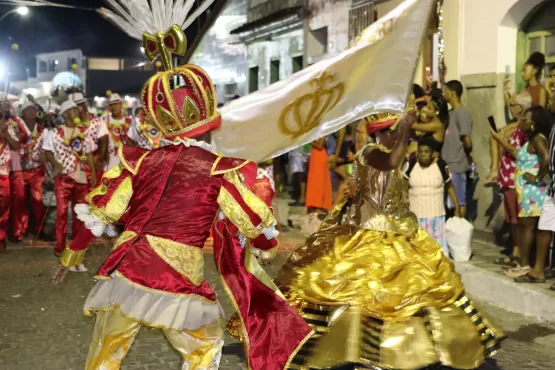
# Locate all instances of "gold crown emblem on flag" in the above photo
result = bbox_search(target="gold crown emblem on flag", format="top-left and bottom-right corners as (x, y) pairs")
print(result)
(278, 72), (344, 139)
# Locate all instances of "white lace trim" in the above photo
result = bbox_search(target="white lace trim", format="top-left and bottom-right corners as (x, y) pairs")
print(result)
(261, 222), (279, 240)
(84, 273), (223, 331)
(161, 137), (214, 153)
(74, 204), (118, 238)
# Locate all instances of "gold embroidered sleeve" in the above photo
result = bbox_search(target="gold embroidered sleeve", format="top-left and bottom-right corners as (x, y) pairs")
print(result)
(217, 170), (276, 240)
(224, 170), (275, 228)
(60, 246), (87, 267)
(86, 164), (134, 225)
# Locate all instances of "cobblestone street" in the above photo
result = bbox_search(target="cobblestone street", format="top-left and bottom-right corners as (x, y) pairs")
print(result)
(1, 231), (554, 370)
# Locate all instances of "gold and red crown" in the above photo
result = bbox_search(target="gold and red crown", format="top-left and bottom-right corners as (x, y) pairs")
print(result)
(364, 112), (401, 135)
(140, 25), (220, 140)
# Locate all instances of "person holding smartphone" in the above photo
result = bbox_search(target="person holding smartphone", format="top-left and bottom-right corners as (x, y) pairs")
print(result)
(487, 92), (532, 267)
(491, 106), (551, 280)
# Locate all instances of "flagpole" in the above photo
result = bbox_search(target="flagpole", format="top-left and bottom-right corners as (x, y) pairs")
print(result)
(1, 44), (18, 122)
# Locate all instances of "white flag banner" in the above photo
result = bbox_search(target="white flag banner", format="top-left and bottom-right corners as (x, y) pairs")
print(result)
(212, 0), (435, 162)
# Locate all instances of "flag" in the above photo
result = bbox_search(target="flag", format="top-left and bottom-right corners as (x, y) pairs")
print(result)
(212, 0), (435, 162)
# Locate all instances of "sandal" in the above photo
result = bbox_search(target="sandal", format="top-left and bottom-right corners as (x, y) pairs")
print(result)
(514, 274), (546, 284)
(503, 265), (531, 278)
(494, 256), (519, 266)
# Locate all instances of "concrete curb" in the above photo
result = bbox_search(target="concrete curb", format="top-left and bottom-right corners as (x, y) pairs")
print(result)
(455, 261), (555, 326)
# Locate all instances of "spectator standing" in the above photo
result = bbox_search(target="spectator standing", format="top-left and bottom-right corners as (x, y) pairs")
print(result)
(404, 137), (460, 256)
(306, 136), (332, 213)
(441, 80), (473, 219)
(288, 144), (311, 206)
(488, 92), (532, 267)
(492, 107), (551, 279)
(515, 107), (555, 285)
(545, 65), (555, 112)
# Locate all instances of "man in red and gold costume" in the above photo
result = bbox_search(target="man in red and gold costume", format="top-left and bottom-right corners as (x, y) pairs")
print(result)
(43, 100), (96, 257)
(68, 92), (108, 190)
(16, 102), (49, 240)
(50, 5), (312, 368)
(0, 101), (21, 252)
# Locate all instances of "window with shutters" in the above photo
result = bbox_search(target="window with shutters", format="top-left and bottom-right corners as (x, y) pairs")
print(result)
(349, 2), (377, 43)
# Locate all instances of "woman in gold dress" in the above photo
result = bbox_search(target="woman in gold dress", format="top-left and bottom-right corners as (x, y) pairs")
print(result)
(276, 112), (505, 370)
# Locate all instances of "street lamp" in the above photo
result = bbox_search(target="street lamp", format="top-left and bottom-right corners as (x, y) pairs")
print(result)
(17, 7), (29, 16)
(0, 7), (30, 23)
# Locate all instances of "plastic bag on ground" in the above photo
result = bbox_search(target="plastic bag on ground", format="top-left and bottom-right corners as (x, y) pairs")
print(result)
(445, 217), (473, 261)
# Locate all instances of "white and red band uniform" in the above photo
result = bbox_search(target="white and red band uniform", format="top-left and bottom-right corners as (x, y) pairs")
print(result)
(88, 116), (109, 155)
(0, 124), (19, 176)
(9, 117), (31, 173)
(101, 114), (130, 171)
(257, 165), (275, 191)
(42, 125), (96, 184)
(22, 124), (48, 170)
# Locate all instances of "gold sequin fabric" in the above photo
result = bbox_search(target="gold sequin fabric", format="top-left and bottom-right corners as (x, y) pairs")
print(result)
(278, 147), (505, 369)
(146, 235), (205, 286)
(286, 227), (464, 322)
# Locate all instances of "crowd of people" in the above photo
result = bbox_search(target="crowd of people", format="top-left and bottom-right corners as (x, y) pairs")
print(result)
(0, 92), (149, 265)
(281, 51), (555, 292)
(486, 51), (555, 291)
(1, 14), (555, 368)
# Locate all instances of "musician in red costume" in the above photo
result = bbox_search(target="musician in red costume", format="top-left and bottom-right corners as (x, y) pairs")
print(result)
(68, 92), (108, 190)
(252, 159), (275, 207)
(50, 5), (313, 367)
(43, 100), (96, 257)
(17, 102), (49, 239)
(7, 104), (31, 242)
(0, 101), (21, 252)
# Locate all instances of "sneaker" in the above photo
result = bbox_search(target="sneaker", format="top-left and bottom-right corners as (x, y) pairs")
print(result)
(68, 266), (79, 272)
(77, 264), (88, 272)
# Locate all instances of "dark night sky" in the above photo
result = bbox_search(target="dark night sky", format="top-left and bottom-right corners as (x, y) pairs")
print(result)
(0, 0), (206, 80)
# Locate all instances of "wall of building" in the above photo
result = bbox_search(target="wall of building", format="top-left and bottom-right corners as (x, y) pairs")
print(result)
(36, 49), (85, 84)
(306, 0), (351, 64)
(440, 0), (545, 232)
(85, 70), (154, 98)
(246, 28), (304, 90)
(189, 0), (248, 104)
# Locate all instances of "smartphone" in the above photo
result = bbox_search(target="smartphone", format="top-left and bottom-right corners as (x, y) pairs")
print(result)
(504, 65), (511, 83)
(488, 116), (497, 132)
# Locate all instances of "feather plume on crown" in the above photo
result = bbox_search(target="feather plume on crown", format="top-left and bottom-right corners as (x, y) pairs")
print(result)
(99, 0), (215, 41)
(97, 0), (222, 140)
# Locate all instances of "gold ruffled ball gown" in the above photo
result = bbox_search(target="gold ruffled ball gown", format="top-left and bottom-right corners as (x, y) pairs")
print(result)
(276, 145), (505, 370)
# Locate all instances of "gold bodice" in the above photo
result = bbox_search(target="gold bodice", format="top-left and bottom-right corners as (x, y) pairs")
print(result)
(342, 144), (418, 236)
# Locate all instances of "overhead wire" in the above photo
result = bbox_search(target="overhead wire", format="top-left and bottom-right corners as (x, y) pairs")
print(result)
(0, 0), (96, 11)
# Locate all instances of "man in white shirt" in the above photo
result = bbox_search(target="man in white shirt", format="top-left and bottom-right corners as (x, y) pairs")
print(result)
(68, 92), (108, 189)
(101, 93), (130, 171)
(15, 102), (51, 240)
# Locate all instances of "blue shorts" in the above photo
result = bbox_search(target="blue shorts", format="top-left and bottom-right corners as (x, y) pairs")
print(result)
(450, 172), (467, 206)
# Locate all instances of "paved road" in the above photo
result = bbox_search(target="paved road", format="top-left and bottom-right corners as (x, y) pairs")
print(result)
(0, 231), (554, 370)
